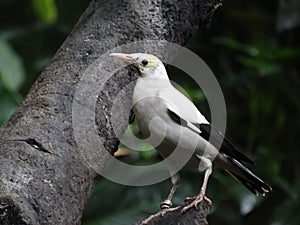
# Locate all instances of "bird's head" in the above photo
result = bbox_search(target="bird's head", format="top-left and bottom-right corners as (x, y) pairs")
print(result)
(110, 53), (168, 79)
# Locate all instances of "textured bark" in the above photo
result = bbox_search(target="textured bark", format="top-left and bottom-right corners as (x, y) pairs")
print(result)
(0, 0), (222, 224)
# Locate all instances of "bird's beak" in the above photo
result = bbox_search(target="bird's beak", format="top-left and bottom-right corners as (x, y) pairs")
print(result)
(110, 53), (141, 77)
(110, 53), (135, 64)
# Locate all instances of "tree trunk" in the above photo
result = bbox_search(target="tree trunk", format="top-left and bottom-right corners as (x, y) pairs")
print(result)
(0, 0), (222, 224)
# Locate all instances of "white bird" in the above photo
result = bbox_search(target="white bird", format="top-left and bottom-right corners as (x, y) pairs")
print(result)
(110, 53), (272, 213)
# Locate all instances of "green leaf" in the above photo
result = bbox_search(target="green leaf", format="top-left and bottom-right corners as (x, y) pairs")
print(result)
(0, 93), (18, 124)
(214, 37), (260, 57)
(274, 47), (300, 59)
(32, 0), (58, 24)
(238, 56), (282, 76)
(0, 40), (25, 91)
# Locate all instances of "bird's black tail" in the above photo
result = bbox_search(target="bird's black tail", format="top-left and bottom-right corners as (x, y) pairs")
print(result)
(226, 157), (272, 195)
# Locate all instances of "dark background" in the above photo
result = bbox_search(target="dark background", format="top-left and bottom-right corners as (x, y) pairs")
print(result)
(0, 0), (299, 224)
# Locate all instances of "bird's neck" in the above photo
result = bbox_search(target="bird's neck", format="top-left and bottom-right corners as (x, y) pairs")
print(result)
(134, 74), (171, 102)
(136, 76), (170, 87)
(134, 63), (171, 101)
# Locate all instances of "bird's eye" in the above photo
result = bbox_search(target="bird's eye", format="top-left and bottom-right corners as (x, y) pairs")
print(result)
(141, 59), (148, 66)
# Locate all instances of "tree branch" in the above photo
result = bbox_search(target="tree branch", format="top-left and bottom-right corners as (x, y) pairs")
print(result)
(0, 0), (222, 224)
(134, 202), (210, 225)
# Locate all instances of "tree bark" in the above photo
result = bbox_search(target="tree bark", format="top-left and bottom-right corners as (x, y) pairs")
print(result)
(0, 0), (222, 224)
(134, 202), (211, 225)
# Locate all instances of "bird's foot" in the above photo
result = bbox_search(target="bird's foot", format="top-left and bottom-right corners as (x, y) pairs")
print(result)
(141, 206), (180, 225)
(184, 195), (212, 205)
(181, 194), (212, 214)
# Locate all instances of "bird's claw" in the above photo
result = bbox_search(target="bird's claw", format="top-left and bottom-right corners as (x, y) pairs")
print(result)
(184, 195), (212, 205)
(181, 195), (212, 214)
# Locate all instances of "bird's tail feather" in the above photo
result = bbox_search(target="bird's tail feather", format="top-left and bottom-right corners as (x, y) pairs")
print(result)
(226, 157), (272, 195)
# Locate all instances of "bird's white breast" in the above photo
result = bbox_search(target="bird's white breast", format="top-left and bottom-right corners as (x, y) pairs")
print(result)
(132, 77), (215, 165)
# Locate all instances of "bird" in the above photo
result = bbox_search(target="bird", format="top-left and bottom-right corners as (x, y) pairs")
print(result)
(110, 52), (272, 213)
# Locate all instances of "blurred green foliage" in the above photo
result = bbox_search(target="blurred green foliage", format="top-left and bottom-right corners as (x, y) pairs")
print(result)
(0, 0), (299, 225)
(0, 40), (24, 123)
(32, 0), (58, 24)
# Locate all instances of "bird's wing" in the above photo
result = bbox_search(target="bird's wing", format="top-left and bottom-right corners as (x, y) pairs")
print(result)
(197, 123), (254, 164)
(159, 85), (209, 125)
(162, 86), (254, 165)
(167, 108), (254, 165)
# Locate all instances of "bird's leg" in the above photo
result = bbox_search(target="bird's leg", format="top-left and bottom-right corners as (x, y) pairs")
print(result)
(140, 174), (180, 225)
(160, 174), (180, 210)
(181, 167), (212, 213)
